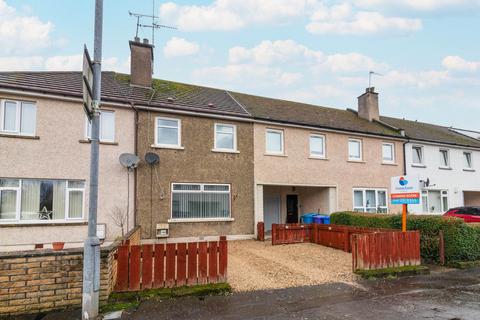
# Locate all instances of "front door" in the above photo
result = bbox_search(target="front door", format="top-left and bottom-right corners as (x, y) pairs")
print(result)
(264, 194), (281, 232)
(286, 195), (298, 223)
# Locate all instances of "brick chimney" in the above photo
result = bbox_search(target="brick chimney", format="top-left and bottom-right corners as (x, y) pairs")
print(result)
(129, 37), (153, 87)
(357, 87), (379, 122)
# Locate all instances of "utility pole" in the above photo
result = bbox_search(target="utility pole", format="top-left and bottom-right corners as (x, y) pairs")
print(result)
(82, 0), (103, 319)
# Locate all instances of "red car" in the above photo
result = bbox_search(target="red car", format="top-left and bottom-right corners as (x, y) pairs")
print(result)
(444, 207), (480, 223)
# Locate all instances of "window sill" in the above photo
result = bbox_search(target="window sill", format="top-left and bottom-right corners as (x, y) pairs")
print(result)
(0, 221), (88, 227)
(463, 168), (476, 172)
(439, 167), (452, 170)
(151, 144), (184, 150)
(211, 149), (240, 154)
(264, 153), (287, 157)
(412, 164), (427, 168)
(347, 159), (365, 163)
(168, 218), (235, 223)
(79, 139), (118, 146)
(382, 162), (398, 166)
(0, 133), (39, 140)
(308, 156), (328, 161)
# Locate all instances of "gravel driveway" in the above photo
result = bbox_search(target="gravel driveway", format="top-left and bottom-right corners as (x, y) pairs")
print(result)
(228, 240), (356, 292)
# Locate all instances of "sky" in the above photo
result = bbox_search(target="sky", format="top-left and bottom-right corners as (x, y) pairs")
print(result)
(1, 0), (479, 130)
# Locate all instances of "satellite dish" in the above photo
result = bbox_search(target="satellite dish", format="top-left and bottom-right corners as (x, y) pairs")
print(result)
(119, 153), (140, 170)
(145, 152), (160, 165)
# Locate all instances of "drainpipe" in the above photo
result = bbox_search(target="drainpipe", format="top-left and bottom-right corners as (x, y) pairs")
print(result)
(402, 139), (409, 175)
(131, 102), (139, 228)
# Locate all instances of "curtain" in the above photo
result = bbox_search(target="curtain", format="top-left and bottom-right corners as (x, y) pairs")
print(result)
(52, 180), (66, 219)
(0, 190), (17, 220)
(20, 180), (40, 220)
(68, 191), (83, 218)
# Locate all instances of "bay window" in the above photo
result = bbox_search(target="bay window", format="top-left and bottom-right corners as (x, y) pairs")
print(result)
(0, 178), (85, 222)
(171, 183), (231, 220)
(353, 188), (388, 213)
(1, 100), (36, 135)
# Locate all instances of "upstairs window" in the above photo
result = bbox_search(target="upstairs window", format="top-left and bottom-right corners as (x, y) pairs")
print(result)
(266, 129), (284, 155)
(382, 143), (395, 163)
(310, 134), (326, 158)
(86, 110), (115, 142)
(439, 149), (450, 168)
(412, 146), (424, 165)
(155, 117), (181, 148)
(214, 123), (237, 152)
(0, 100), (36, 136)
(464, 152), (473, 169)
(348, 138), (362, 161)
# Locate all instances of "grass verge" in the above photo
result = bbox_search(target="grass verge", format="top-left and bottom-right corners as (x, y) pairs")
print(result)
(355, 265), (430, 279)
(100, 283), (231, 314)
(447, 260), (480, 269)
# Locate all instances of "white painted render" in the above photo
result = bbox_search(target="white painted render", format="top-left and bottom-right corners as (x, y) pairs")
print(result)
(405, 141), (480, 214)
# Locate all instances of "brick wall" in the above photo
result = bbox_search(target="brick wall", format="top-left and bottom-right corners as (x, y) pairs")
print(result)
(0, 246), (115, 317)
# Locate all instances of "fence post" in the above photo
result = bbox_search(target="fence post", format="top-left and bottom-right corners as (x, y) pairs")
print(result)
(272, 224), (277, 245)
(351, 234), (357, 272)
(219, 236), (228, 282)
(439, 230), (445, 266)
(343, 229), (349, 252)
(257, 222), (265, 241)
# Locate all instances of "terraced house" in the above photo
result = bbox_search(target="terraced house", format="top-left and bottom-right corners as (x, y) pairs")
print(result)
(1, 38), (480, 246)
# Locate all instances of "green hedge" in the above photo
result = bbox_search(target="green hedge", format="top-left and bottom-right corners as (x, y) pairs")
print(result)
(330, 212), (480, 264)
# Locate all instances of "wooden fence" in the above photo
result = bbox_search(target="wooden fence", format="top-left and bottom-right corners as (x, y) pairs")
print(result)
(271, 224), (313, 245)
(115, 237), (227, 292)
(352, 231), (421, 271)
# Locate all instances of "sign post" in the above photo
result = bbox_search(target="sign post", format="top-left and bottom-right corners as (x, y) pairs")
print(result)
(391, 176), (421, 232)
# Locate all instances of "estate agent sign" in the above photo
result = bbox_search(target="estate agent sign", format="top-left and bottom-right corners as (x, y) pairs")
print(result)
(390, 175), (421, 205)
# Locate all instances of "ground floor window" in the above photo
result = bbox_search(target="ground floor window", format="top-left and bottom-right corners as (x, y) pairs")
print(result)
(353, 188), (388, 213)
(0, 178), (85, 222)
(171, 183), (230, 219)
(422, 190), (448, 213)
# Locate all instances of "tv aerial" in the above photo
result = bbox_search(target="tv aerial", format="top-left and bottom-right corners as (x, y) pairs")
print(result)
(368, 71), (383, 88)
(128, 0), (176, 48)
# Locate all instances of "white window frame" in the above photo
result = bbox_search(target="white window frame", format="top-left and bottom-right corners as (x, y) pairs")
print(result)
(0, 179), (21, 222)
(421, 189), (449, 213)
(439, 148), (450, 169)
(382, 142), (395, 164)
(352, 188), (388, 213)
(170, 183), (232, 222)
(0, 178), (85, 224)
(0, 100), (37, 136)
(348, 138), (363, 161)
(463, 151), (474, 170)
(85, 110), (116, 143)
(213, 123), (237, 153)
(309, 134), (326, 158)
(265, 129), (284, 155)
(154, 116), (182, 149)
(65, 181), (86, 220)
(412, 145), (424, 166)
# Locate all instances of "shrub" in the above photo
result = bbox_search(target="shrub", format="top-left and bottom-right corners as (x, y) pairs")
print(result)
(330, 211), (480, 264)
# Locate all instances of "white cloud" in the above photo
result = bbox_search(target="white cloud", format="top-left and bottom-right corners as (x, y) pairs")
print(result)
(353, 0), (480, 11)
(226, 40), (384, 73)
(0, 0), (54, 55)
(159, 0), (319, 31)
(442, 55), (480, 72)
(0, 56), (44, 71)
(340, 69), (450, 88)
(307, 3), (422, 35)
(163, 37), (200, 58)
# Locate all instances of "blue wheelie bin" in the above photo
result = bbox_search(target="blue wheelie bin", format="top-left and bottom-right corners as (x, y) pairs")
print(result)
(301, 213), (317, 224)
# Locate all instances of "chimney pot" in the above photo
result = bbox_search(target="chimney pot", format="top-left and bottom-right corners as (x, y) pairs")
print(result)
(357, 87), (379, 122)
(134, 36), (140, 42)
(143, 38), (149, 44)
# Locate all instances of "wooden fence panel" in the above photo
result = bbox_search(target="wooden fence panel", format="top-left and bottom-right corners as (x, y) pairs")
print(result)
(271, 224), (313, 245)
(142, 244), (153, 289)
(129, 245), (141, 291)
(153, 244), (165, 288)
(352, 231), (421, 271)
(115, 238), (228, 292)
